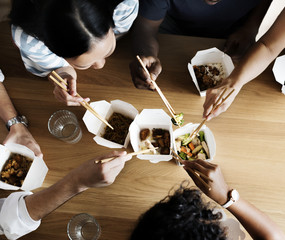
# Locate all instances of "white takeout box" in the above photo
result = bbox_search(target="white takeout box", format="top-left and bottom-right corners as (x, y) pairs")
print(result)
(0, 143), (48, 191)
(173, 123), (216, 165)
(272, 55), (285, 95)
(188, 47), (235, 97)
(129, 109), (173, 163)
(83, 100), (138, 148)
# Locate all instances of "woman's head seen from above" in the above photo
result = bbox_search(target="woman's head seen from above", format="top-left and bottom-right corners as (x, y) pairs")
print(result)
(10, 0), (119, 70)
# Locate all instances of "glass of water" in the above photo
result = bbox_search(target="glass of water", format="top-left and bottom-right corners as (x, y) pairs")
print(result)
(48, 110), (82, 144)
(67, 213), (101, 240)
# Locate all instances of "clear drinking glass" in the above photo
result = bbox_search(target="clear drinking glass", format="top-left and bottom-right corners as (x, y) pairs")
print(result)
(48, 110), (82, 144)
(67, 213), (101, 240)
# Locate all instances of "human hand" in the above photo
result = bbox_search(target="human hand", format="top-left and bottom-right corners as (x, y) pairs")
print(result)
(49, 67), (89, 106)
(203, 77), (242, 120)
(129, 56), (162, 90)
(71, 151), (132, 192)
(183, 159), (230, 205)
(3, 124), (43, 158)
(224, 27), (256, 63)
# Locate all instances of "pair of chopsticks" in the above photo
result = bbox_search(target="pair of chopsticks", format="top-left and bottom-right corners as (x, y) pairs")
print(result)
(136, 56), (180, 126)
(171, 148), (212, 191)
(94, 147), (158, 164)
(190, 88), (235, 139)
(49, 71), (113, 130)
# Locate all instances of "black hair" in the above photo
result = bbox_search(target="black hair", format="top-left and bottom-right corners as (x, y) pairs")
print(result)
(130, 184), (227, 240)
(9, 0), (122, 58)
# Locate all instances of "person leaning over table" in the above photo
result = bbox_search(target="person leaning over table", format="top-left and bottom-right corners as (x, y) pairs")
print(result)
(9, 0), (138, 106)
(0, 151), (131, 240)
(129, 0), (273, 90)
(0, 69), (42, 157)
(130, 159), (285, 240)
(203, 7), (285, 120)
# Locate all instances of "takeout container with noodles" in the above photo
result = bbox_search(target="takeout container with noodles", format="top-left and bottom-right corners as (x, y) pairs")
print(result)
(83, 99), (138, 148)
(272, 55), (285, 95)
(188, 47), (235, 97)
(129, 109), (173, 163)
(173, 123), (216, 166)
(0, 143), (48, 191)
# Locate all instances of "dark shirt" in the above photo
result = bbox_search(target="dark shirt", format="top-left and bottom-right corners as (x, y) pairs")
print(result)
(139, 0), (262, 38)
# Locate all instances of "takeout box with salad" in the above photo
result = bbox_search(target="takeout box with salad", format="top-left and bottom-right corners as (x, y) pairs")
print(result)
(129, 109), (173, 163)
(0, 143), (48, 191)
(83, 99), (139, 148)
(173, 123), (216, 165)
(188, 47), (235, 97)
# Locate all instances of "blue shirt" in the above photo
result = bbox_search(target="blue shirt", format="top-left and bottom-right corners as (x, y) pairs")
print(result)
(139, 0), (262, 38)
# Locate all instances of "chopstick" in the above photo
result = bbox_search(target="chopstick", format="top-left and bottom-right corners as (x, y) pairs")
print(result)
(136, 56), (179, 126)
(49, 71), (114, 130)
(190, 88), (235, 138)
(171, 148), (212, 190)
(94, 148), (158, 164)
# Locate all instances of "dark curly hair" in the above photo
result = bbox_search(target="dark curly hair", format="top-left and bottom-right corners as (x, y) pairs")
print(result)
(9, 0), (123, 58)
(130, 183), (227, 240)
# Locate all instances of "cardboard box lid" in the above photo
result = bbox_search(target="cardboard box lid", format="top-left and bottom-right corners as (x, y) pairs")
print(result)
(188, 47), (235, 97)
(83, 99), (138, 148)
(129, 109), (173, 163)
(272, 55), (285, 95)
(0, 143), (48, 191)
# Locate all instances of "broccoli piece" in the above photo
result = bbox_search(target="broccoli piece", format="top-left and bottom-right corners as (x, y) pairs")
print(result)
(171, 113), (184, 126)
(199, 131), (205, 142)
(178, 151), (187, 160)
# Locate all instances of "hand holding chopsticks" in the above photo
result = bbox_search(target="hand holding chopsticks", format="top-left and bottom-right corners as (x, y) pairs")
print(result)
(136, 56), (181, 127)
(49, 71), (114, 130)
(190, 88), (235, 139)
(95, 148), (158, 164)
(171, 148), (212, 191)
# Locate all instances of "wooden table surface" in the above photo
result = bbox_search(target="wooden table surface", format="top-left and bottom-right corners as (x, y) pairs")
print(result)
(0, 21), (285, 240)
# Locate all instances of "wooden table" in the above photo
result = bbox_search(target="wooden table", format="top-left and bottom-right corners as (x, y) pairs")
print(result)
(0, 21), (285, 240)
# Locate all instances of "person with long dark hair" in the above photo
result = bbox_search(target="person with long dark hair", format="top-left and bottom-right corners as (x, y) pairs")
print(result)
(130, 160), (285, 239)
(9, 0), (138, 105)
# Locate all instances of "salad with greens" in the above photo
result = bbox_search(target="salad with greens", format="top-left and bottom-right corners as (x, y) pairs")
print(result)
(175, 131), (209, 161)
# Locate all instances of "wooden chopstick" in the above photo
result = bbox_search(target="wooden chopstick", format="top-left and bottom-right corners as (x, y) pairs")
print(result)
(50, 71), (114, 130)
(94, 147), (158, 164)
(136, 56), (179, 126)
(171, 148), (212, 190)
(190, 88), (235, 139)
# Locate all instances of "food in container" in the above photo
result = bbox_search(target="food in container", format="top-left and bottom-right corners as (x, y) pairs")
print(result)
(188, 47), (234, 97)
(175, 131), (209, 161)
(102, 112), (133, 145)
(139, 128), (170, 155)
(193, 63), (225, 91)
(0, 153), (33, 187)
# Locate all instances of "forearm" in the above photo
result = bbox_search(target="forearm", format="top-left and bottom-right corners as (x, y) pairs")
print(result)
(131, 16), (161, 57)
(25, 173), (84, 221)
(230, 41), (277, 88)
(0, 82), (18, 123)
(228, 198), (285, 239)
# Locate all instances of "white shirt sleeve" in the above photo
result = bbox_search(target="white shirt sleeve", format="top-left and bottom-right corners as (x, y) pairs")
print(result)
(0, 69), (4, 82)
(113, 0), (139, 35)
(11, 25), (70, 77)
(0, 192), (41, 240)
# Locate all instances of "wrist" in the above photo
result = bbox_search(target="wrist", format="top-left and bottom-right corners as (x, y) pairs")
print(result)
(6, 115), (28, 131)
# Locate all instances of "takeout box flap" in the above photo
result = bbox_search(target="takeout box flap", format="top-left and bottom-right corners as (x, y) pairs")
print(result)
(83, 100), (138, 148)
(129, 109), (173, 163)
(0, 143), (48, 191)
(188, 47), (234, 97)
(173, 123), (216, 164)
(272, 55), (285, 93)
